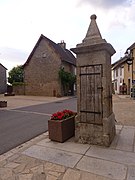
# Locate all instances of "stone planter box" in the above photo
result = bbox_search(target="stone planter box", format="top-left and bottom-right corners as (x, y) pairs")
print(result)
(0, 101), (7, 108)
(48, 116), (75, 143)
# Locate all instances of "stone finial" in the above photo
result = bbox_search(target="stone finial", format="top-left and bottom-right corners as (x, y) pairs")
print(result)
(82, 14), (106, 45)
(90, 14), (97, 20)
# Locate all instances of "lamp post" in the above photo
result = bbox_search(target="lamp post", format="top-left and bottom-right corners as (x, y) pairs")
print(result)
(125, 50), (134, 97)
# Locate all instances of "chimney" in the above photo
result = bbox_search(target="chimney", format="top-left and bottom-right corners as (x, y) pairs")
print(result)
(58, 40), (66, 49)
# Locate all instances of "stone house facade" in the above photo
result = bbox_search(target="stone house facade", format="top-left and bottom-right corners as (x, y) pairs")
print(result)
(112, 57), (125, 94)
(0, 63), (7, 94)
(126, 43), (135, 94)
(112, 42), (135, 95)
(23, 34), (76, 96)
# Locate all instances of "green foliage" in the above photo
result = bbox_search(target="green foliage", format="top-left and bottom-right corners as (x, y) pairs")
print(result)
(59, 68), (76, 86)
(8, 65), (24, 85)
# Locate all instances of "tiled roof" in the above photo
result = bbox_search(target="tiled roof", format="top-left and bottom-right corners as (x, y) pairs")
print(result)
(112, 56), (127, 70)
(0, 63), (7, 70)
(23, 34), (76, 67)
(112, 42), (135, 70)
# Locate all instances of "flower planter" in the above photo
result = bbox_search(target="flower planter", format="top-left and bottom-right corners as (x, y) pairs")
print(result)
(0, 101), (7, 108)
(48, 116), (75, 143)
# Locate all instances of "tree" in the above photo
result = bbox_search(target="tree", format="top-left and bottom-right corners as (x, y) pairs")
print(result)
(8, 65), (24, 85)
(59, 68), (76, 86)
(59, 68), (76, 95)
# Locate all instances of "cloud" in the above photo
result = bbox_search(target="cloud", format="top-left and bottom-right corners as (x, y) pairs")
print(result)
(0, 47), (28, 71)
(78, 0), (133, 9)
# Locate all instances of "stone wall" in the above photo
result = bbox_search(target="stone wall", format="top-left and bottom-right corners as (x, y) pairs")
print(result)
(24, 38), (75, 96)
(0, 65), (7, 94)
(13, 84), (25, 95)
(71, 14), (116, 146)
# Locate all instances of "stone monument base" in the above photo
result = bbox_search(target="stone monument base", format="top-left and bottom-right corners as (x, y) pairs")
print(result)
(75, 113), (116, 147)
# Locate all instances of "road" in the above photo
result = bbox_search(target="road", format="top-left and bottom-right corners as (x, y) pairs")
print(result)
(1, 95), (135, 155)
(0, 97), (77, 155)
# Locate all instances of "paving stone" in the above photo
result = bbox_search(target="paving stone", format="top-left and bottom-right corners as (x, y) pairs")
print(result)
(86, 145), (135, 166)
(0, 160), (7, 167)
(30, 164), (44, 174)
(21, 168), (30, 174)
(7, 154), (20, 162)
(13, 154), (43, 172)
(18, 173), (33, 180)
(23, 145), (82, 168)
(127, 166), (135, 180)
(4, 162), (20, 168)
(48, 171), (62, 177)
(76, 156), (127, 180)
(37, 138), (90, 154)
(44, 162), (66, 173)
(13, 154), (37, 164)
(116, 126), (135, 151)
(62, 169), (81, 180)
(81, 171), (113, 180)
(0, 152), (14, 162)
(0, 167), (13, 179)
(13, 164), (26, 173)
(6, 176), (16, 180)
(25, 159), (43, 170)
(46, 174), (58, 180)
(124, 126), (135, 129)
(32, 173), (46, 180)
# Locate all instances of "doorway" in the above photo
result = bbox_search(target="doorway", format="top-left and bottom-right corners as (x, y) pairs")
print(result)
(128, 78), (131, 95)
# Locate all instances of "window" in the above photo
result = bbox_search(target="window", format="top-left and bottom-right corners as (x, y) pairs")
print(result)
(116, 69), (118, 77)
(120, 67), (122, 76)
(115, 81), (117, 90)
(120, 78), (123, 84)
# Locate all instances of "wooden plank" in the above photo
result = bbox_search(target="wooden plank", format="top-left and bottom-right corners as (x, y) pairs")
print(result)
(80, 65), (103, 124)
(95, 65), (102, 124)
(80, 67), (87, 122)
(86, 66), (95, 123)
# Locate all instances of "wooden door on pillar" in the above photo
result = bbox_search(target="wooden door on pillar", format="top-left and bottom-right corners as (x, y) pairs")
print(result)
(80, 64), (103, 124)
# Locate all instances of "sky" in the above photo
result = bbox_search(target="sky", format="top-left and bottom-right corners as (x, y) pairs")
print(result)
(0, 0), (135, 72)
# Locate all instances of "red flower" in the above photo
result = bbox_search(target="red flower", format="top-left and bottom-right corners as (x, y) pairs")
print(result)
(51, 109), (76, 120)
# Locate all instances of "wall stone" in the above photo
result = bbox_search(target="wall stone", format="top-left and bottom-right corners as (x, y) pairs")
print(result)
(71, 14), (116, 146)
(13, 85), (25, 95)
(24, 38), (73, 96)
(0, 64), (7, 94)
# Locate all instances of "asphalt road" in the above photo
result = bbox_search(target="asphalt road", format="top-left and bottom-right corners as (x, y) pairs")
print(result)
(0, 97), (77, 155)
(14, 97), (77, 114)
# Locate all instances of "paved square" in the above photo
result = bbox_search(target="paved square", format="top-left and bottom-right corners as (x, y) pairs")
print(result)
(23, 145), (82, 168)
(76, 156), (127, 180)
(37, 137), (90, 154)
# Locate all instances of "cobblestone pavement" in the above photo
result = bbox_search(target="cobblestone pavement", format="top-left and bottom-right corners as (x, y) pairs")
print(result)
(113, 94), (135, 126)
(0, 95), (135, 180)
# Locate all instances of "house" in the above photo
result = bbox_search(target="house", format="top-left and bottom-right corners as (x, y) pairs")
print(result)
(112, 42), (135, 95)
(126, 42), (135, 89)
(112, 57), (126, 94)
(23, 34), (76, 96)
(0, 63), (7, 94)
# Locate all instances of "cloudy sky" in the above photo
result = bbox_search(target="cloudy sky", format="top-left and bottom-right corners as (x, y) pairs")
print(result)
(0, 0), (135, 72)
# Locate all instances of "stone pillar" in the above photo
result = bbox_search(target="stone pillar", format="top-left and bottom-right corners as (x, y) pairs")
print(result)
(71, 15), (116, 146)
